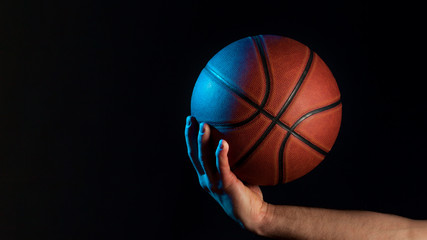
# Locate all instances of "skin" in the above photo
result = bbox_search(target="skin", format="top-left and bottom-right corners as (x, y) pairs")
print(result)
(185, 116), (427, 240)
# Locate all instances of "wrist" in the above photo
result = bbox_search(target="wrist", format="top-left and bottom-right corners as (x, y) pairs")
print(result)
(251, 202), (275, 237)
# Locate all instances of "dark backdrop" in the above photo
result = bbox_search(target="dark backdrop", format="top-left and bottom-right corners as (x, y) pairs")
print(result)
(1, 1), (426, 239)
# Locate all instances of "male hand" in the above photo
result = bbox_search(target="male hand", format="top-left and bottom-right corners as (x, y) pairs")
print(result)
(184, 116), (270, 233)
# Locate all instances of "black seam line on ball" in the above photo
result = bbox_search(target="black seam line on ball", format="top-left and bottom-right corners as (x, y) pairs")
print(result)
(279, 49), (314, 116)
(231, 49), (314, 171)
(202, 36), (271, 128)
(277, 99), (341, 184)
(291, 99), (341, 131)
(252, 35), (271, 109)
(203, 66), (267, 128)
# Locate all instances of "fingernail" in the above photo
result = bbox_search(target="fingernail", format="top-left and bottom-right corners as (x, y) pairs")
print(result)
(219, 139), (224, 150)
(186, 116), (192, 126)
(199, 122), (205, 133)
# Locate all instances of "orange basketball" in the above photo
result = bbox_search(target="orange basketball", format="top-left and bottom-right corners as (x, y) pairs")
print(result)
(191, 35), (342, 185)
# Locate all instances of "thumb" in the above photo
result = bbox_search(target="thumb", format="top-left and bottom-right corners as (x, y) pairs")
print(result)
(215, 139), (238, 188)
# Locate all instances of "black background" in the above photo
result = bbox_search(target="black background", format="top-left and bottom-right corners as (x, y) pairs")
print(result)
(1, 1), (426, 239)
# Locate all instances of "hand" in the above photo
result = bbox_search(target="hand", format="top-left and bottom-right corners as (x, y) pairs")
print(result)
(184, 118), (427, 240)
(184, 116), (270, 233)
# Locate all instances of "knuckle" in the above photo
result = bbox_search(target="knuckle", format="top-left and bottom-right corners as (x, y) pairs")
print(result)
(198, 177), (207, 188)
(206, 181), (223, 194)
(208, 183), (218, 192)
(198, 175), (224, 194)
(199, 181), (209, 192)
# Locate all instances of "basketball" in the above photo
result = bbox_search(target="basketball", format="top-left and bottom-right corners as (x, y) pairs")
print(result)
(191, 35), (342, 185)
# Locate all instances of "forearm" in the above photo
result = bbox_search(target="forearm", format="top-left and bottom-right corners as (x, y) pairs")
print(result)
(255, 204), (427, 240)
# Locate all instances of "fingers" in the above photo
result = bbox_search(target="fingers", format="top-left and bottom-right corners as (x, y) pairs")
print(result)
(185, 116), (204, 175)
(198, 122), (216, 178)
(216, 139), (230, 176)
(215, 139), (237, 189)
(185, 116), (228, 192)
